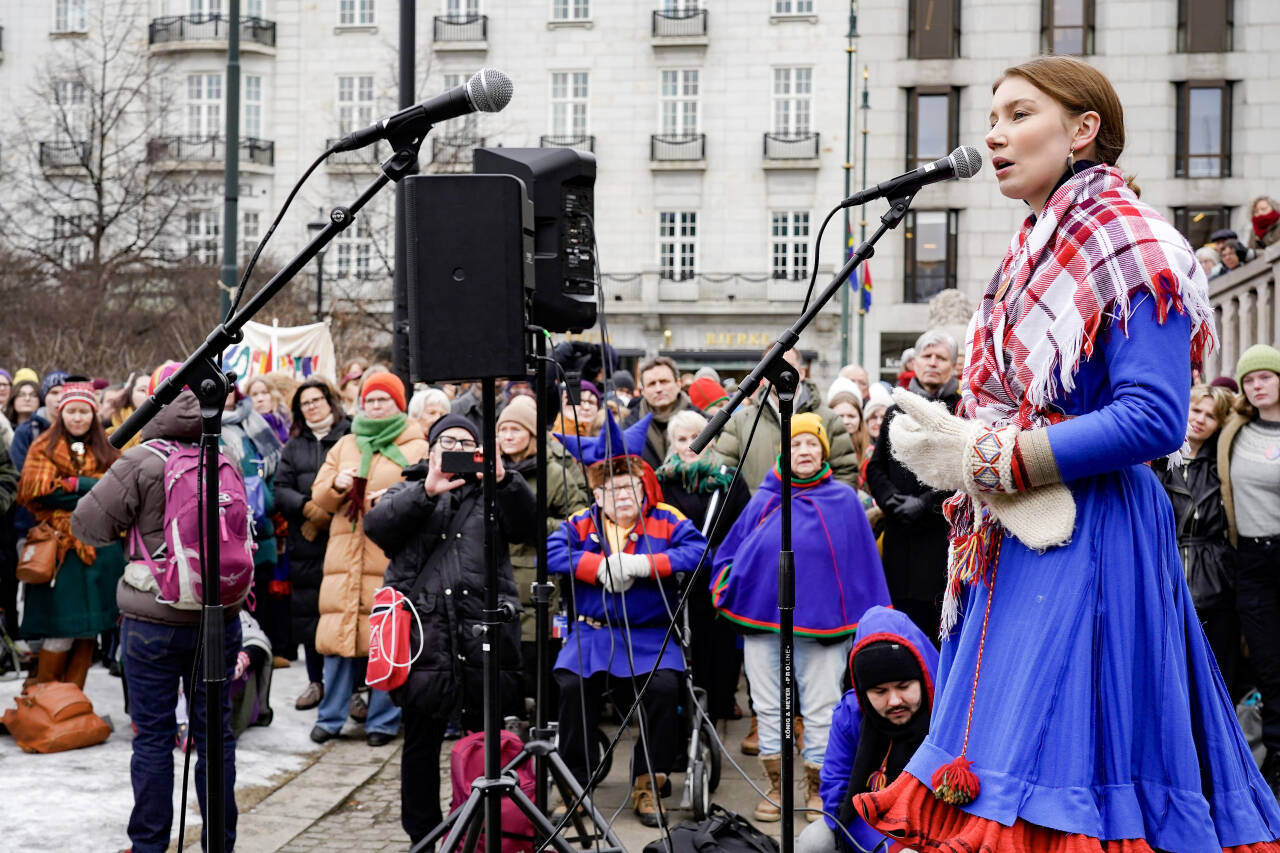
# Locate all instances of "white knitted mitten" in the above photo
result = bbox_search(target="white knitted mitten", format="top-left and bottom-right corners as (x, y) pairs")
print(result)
(887, 388), (977, 492)
(981, 484), (1076, 550)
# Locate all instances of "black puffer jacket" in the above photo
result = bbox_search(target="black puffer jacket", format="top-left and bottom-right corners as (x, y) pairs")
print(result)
(1154, 434), (1234, 610)
(362, 464), (537, 723)
(274, 417), (351, 642)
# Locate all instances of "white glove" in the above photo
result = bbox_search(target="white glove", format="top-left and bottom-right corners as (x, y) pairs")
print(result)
(887, 387), (976, 492)
(617, 552), (654, 581)
(598, 554), (635, 594)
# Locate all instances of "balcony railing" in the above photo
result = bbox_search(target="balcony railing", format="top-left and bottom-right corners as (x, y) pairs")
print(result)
(650, 134), (705, 161)
(148, 15), (277, 48)
(146, 136), (275, 167)
(431, 135), (485, 172)
(652, 9), (708, 38)
(763, 132), (819, 160)
(540, 135), (595, 153)
(433, 15), (487, 42)
(39, 140), (90, 169)
(324, 138), (384, 167)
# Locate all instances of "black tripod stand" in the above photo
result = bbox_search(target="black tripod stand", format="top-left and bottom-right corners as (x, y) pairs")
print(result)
(109, 133), (431, 853)
(689, 191), (917, 853)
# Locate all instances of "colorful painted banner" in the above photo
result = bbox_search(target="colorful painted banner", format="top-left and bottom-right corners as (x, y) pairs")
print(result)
(222, 320), (337, 390)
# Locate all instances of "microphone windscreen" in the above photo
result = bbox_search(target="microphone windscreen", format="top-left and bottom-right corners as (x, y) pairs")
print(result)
(950, 145), (983, 178)
(468, 68), (514, 113)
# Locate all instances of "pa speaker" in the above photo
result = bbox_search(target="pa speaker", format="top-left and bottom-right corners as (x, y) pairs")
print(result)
(402, 173), (534, 383)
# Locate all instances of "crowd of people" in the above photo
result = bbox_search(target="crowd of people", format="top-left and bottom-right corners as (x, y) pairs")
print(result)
(1192, 196), (1280, 281)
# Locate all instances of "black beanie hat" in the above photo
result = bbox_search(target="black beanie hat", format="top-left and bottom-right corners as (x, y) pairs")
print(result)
(853, 640), (923, 692)
(428, 413), (480, 446)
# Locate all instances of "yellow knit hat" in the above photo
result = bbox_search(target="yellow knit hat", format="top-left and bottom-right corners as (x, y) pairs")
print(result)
(790, 412), (830, 458)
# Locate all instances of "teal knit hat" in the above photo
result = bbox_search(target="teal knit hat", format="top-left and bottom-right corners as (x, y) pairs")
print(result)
(1235, 344), (1280, 385)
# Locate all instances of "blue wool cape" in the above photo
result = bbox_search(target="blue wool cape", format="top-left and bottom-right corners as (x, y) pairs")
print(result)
(710, 468), (889, 638)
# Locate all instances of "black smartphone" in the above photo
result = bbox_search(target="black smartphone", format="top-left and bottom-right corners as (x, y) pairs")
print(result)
(442, 449), (485, 473)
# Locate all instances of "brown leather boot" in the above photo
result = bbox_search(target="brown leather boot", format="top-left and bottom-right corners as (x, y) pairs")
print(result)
(630, 772), (667, 827)
(64, 639), (95, 690)
(35, 648), (69, 685)
(740, 714), (759, 755)
(802, 761), (823, 822)
(795, 715), (805, 752)
(754, 755), (782, 823)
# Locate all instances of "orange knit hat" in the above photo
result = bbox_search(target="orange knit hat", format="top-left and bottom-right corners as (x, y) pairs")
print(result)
(361, 372), (407, 412)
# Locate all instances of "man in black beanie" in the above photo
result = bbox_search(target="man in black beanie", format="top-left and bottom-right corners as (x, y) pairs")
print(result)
(798, 605), (938, 853)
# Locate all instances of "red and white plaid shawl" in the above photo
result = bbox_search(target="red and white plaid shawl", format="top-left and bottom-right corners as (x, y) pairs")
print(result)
(939, 165), (1217, 636)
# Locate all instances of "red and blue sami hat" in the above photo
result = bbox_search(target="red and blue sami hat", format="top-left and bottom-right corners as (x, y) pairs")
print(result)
(554, 409), (664, 507)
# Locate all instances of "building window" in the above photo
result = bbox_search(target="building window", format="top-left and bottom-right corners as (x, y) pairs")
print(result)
(241, 210), (261, 261)
(551, 0), (589, 21)
(772, 67), (813, 135)
(244, 75), (262, 139)
(54, 0), (87, 32)
(1041, 0), (1094, 55)
(185, 211), (220, 265)
(53, 216), (91, 267)
(771, 211), (810, 281)
(441, 73), (479, 136)
(1173, 206), (1232, 250)
(445, 0), (480, 15)
(662, 0), (699, 10)
(550, 72), (589, 136)
(904, 210), (957, 303)
(908, 0), (960, 59)
(337, 75), (375, 133)
(658, 211), (697, 280)
(338, 0), (375, 26)
(1178, 0), (1232, 53)
(659, 70), (699, 136)
(1175, 81), (1232, 178)
(335, 216), (374, 278)
(774, 0), (814, 13)
(188, 0), (223, 13)
(186, 74), (223, 138)
(54, 80), (88, 141)
(906, 87), (958, 170)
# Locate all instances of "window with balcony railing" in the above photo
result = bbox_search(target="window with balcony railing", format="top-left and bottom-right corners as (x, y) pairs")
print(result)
(433, 15), (487, 41)
(148, 15), (277, 47)
(540, 135), (595, 152)
(39, 140), (90, 169)
(652, 7), (707, 37)
(431, 136), (485, 173)
(651, 134), (705, 161)
(146, 136), (275, 166)
(324, 138), (384, 167)
(763, 132), (818, 159)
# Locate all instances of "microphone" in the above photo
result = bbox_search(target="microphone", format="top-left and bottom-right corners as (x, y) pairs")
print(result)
(840, 145), (983, 208)
(331, 68), (513, 153)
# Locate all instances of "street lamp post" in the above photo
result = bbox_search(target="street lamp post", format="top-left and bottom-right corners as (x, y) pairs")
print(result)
(307, 211), (327, 321)
(840, 2), (858, 366)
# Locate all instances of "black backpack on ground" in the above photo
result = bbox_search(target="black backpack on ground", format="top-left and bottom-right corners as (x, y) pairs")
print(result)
(643, 805), (779, 853)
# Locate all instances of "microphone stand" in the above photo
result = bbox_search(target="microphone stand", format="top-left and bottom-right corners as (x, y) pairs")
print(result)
(689, 191), (916, 853)
(109, 132), (428, 853)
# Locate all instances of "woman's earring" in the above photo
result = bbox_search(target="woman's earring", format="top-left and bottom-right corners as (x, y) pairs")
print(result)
(1066, 147), (1075, 171)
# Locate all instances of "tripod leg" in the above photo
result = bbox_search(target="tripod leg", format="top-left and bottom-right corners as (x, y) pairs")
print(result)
(509, 786), (587, 853)
(546, 749), (625, 850)
(423, 788), (482, 853)
(460, 802), (484, 853)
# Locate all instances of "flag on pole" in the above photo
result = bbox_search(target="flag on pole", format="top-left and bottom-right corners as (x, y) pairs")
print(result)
(860, 262), (873, 313)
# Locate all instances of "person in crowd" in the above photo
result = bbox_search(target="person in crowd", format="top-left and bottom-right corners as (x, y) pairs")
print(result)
(715, 348), (860, 494)
(865, 329), (961, 642)
(610, 369), (636, 410)
(309, 371), (428, 745)
(895, 348), (916, 389)
(222, 384), (287, 661)
(854, 57), (1280, 851)
(247, 373), (293, 444)
(1154, 383), (1240, 692)
(1212, 375), (1240, 393)
(10, 369), (68, 471)
(364, 413), (535, 848)
(687, 376), (730, 418)
(71, 379), (243, 853)
(99, 369), (151, 451)
(553, 379), (605, 437)
(407, 386), (451, 438)
(4, 378), (40, 431)
(623, 355), (704, 469)
(712, 413), (890, 824)
(1196, 245), (1224, 279)
(838, 364), (872, 401)
(656, 408), (752, 723)
(338, 359), (368, 416)
(450, 380), (486, 433)
(498, 394), (591, 710)
(828, 390), (871, 493)
(274, 378), (351, 712)
(1250, 196), (1280, 251)
(17, 379), (123, 687)
(800, 605), (938, 853)
(1210, 227), (1240, 255)
(1217, 239), (1249, 276)
(549, 411), (709, 826)
(1220, 344), (1280, 794)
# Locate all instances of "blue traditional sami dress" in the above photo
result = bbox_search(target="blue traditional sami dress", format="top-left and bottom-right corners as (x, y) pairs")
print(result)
(548, 502), (707, 678)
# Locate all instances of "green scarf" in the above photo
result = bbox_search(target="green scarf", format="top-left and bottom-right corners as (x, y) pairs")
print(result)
(353, 413), (410, 478)
(772, 454), (831, 487)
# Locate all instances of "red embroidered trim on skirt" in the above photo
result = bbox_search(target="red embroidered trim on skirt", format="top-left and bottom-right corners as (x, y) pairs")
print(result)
(851, 773), (1280, 853)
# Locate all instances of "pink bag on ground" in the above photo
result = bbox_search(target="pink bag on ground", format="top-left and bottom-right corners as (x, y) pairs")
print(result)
(449, 730), (537, 853)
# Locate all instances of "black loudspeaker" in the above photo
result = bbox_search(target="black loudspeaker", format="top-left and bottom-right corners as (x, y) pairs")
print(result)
(402, 173), (534, 383)
(472, 147), (597, 333)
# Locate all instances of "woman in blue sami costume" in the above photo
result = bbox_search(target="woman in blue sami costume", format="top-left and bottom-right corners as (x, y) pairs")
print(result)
(547, 410), (708, 826)
(852, 56), (1280, 853)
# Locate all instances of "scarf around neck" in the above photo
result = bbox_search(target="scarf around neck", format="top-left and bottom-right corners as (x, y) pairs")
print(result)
(222, 397), (283, 477)
(305, 411), (335, 438)
(940, 164), (1217, 636)
(17, 432), (108, 565)
(346, 413), (410, 521)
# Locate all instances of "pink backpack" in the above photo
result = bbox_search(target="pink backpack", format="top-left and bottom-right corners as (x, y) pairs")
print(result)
(449, 730), (536, 853)
(128, 439), (256, 610)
